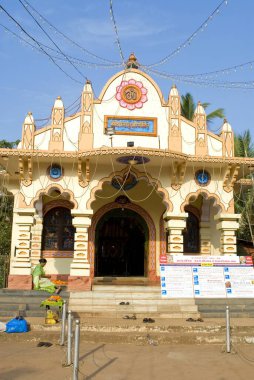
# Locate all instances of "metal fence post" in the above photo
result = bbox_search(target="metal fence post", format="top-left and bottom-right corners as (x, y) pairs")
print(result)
(73, 319), (80, 380)
(226, 306), (231, 353)
(67, 310), (73, 365)
(60, 300), (67, 346)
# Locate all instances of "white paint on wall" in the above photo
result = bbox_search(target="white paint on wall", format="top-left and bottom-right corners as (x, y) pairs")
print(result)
(34, 130), (51, 150)
(181, 121), (196, 155)
(208, 135), (223, 156)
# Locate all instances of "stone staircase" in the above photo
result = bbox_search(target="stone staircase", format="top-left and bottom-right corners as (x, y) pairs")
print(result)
(68, 285), (200, 319)
(0, 289), (69, 318)
(196, 298), (254, 318)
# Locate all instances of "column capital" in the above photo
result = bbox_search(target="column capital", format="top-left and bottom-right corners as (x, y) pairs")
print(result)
(163, 212), (188, 221)
(14, 208), (36, 216)
(71, 209), (93, 227)
(214, 213), (241, 222)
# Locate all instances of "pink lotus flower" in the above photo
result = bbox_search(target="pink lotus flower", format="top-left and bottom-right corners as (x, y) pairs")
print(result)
(116, 79), (148, 110)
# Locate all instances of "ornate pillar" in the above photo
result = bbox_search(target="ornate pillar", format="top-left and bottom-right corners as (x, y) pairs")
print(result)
(68, 210), (93, 291)
(79, 80), (94, 151)
(49, 96), (64, 152)
(215, 213), (241, 255)
(8, 208), (35, 289)
(194, 102), (208, 156)
(164, 212), (188, 254)
(30, 215), (43, 266)
(168, 85), (182, 152)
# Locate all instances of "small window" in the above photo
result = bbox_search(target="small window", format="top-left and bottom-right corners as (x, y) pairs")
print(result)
(42, 207), (75, 251)
(48, 164), (63, 180)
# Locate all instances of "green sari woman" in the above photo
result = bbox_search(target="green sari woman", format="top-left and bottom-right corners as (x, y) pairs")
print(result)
(32, 258), (56, 294)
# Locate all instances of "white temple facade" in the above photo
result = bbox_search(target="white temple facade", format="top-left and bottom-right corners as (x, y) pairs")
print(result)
(1, 54), (252, 291)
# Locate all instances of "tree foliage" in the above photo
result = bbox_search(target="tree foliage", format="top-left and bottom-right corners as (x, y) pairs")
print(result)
(180, 92), (225, 125)
(0, 192), (13, 287)
(0, 139), (20, 149)
(234, 130), (254, 243)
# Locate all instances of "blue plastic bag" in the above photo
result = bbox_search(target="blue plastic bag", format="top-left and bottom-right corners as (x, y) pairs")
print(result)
(5, 317), (28, 333)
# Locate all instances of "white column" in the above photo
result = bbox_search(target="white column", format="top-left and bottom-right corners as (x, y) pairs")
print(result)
(30, 215), (43, 266)
(69, 210), (93, 276)
(11, 208), (35, 274)
(164, 212), (188, 254)
(215, 213), (241, 255)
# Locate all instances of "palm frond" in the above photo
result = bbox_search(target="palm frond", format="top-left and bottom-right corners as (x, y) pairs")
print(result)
(206, 108), (225, 124)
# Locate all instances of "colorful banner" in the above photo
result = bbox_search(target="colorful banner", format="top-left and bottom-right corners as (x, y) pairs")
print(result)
(160, 254), (253, 266)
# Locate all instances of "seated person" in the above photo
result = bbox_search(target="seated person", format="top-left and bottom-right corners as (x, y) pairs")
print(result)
(32, 258), (61, 294)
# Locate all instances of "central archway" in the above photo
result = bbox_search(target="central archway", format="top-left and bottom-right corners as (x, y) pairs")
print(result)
(95, 209), (148, 277)
(89, 202), (157, 281)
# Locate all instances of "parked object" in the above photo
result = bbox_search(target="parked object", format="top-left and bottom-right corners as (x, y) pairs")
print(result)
(5, 316), (28, 333)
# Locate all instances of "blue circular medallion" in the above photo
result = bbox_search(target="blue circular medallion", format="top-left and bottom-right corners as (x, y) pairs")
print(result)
(195, 170), (210, 186)
(49, 164), (62, 179)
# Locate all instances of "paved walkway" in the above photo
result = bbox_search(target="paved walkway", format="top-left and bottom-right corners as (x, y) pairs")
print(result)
(1, 339), (254, 380)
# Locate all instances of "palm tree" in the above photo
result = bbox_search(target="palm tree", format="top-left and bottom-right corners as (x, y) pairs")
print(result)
(234, 130), (254, 243)
(234, 130), (254, 158)
(181, 92), (225, 125)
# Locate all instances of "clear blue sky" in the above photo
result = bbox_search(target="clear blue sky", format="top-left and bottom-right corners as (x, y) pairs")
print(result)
(0, 0), (254, 142)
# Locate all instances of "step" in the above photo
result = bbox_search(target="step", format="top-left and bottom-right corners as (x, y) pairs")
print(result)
(73, 311), (200, 319)
(92, 285), (161, 292)
(195, 298), (254, 305)
(69, 297), (197, 305)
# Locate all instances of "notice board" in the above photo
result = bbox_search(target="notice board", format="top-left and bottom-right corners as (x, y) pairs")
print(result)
(160, 255), (254, 298)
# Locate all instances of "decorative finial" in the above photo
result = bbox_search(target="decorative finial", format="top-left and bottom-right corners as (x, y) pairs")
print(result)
(126, 53), (139, 69)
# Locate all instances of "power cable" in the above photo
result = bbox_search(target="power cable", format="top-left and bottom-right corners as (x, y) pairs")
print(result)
(18, 0), (87, 82)
(145, 0), (229, 68)
(22, 0), (120, 64)
(142, 66), (254, 90)
(109, 0), (125, 64)
(156, 59), (254, 80)
(0, 21), (121, 68)
(0, 4), (83, 85)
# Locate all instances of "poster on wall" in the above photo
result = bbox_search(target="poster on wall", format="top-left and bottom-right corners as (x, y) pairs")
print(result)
(192, 266), (226, 298)
(224, 266), (254, 298)
(160, 266), (193, 298)
(160, 255), (254, 299)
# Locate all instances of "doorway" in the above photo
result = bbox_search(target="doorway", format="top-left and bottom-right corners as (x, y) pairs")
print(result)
(183, 210), (200, 253)
(95, 208), (148, 277)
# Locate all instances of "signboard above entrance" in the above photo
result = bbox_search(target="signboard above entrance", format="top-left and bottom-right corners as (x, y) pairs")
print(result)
(105, 116), (157, 136)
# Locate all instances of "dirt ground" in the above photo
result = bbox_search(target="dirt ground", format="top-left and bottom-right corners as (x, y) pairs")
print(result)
(1, 332), (254, 380)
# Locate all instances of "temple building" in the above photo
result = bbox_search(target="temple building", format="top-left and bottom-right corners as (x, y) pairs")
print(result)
(1, 53), (253, 291)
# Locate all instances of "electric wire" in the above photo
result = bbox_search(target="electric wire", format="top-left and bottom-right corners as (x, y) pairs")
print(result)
(145, 0), (229, 68)
(0, 22), (121, 69)
(142, 66), (254, 90)
(0, 4), (83, 85)
(109, 0), (125, 65)
(21, 0), (121, 65)
(18, 0), (87, 82)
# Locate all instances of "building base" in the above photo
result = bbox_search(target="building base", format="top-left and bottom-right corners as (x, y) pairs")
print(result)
(8, 275), (33, 290)
(67, 276), (92, 291)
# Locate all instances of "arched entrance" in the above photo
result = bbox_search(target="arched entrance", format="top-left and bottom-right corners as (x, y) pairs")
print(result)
(95, 209), (148, 277)
(183, 211), (200, 253)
